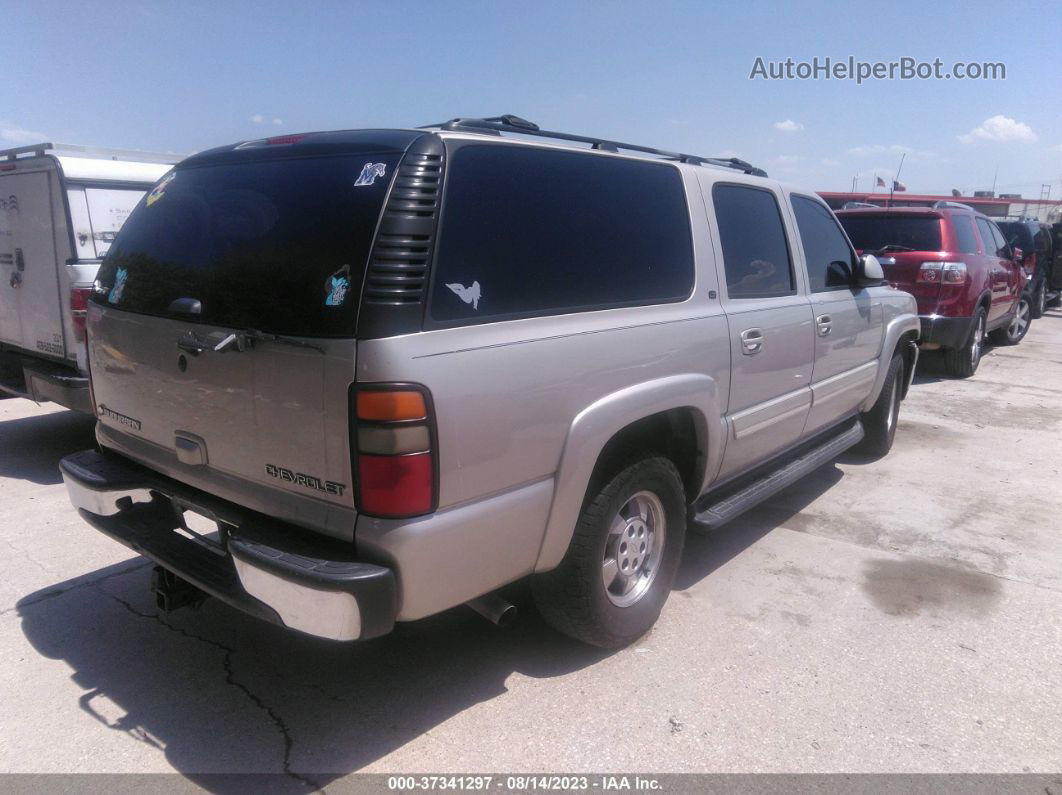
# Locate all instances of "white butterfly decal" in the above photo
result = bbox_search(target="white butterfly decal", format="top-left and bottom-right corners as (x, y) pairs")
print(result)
(446, 281), (481, 310)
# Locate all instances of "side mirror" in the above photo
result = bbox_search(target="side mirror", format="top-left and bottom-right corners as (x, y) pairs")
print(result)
(856, 254), (885, 286)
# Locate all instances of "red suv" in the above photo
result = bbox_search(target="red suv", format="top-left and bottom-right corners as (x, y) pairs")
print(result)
(837, 204), (1029, 377)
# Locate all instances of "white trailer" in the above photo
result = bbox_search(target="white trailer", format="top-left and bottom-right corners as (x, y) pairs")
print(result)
(0, 143), (178, 412)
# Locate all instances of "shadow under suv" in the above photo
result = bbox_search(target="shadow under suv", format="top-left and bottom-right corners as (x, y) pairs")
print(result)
(837, 204), (1029, 378)
(59, 116), (919, 648)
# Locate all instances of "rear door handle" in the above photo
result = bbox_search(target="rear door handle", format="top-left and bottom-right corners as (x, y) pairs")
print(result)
(740, 327), (764, 355)
(816, 314), (832, 336)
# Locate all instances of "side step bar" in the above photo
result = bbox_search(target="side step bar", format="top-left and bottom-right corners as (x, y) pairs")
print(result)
(692, 420), (864, 531)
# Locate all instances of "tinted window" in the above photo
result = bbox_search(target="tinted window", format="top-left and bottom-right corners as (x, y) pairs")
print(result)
(952, 215), (979, 255)
(94, 154), (399, 336)
(712, 184), (794, 298)
(996, 221), (1034, 253)
(838, 214), (942, 253)
(989, 222), (1011, 258)
(430, 145), (693, 323)
(1034, 227), (1051, 256)
(975, 218), (994, 254)
(791, 195), (855, 291)
(976, 217), (1007, 257)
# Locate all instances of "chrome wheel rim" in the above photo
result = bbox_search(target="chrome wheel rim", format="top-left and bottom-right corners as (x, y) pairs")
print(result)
(602, 490), (666, 608)
(970, 316), (984, 367)
(1008, 299), (1030, 339)
(885, 376), (900, 436)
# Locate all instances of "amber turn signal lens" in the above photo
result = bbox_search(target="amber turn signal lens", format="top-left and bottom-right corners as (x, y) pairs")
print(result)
(356, 390), (427, 422)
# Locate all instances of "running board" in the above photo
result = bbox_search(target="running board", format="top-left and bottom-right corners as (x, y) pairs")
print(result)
(691, 421), (864, 531)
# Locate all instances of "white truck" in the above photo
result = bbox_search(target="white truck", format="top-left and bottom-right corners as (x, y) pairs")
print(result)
(0, 143), (178, 412)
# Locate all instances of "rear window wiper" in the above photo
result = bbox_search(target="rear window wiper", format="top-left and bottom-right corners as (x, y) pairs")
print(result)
(214, 329), (325, 354)
(872, 244), (915, 254)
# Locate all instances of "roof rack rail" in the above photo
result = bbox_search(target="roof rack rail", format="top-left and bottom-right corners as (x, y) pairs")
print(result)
(931, 200), (976, 212)
(843, 201), (879, 209)
(420, 115), (768, 177)
(0, 142), (183, 164)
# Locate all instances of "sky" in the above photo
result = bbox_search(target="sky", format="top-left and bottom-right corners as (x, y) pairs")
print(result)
(3, 0), (1060, 197)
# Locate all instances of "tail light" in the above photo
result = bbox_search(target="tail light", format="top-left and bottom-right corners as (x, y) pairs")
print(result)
(918, 261), (966, 285)
(70, 286), (92, 342)
(351, 384), (437, 518)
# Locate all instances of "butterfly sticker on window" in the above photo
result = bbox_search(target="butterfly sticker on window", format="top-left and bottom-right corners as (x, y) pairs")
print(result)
(108, 267), (128, 304)
(325, 264), (351, 307)
(146, 172), (175, 207)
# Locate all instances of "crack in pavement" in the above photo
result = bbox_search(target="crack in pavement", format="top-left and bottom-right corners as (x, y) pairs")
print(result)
(92, 582), (321, 792)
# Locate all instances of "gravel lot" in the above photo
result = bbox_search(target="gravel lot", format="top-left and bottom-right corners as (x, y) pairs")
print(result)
(1, 308), (1060, 786)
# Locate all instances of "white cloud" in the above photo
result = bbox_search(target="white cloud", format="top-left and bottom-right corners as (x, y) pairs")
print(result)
(250, 114), (265, 124)
(251, 114), (283, 126)
(774, 119), (804, 133)
(272, 118), (283, 126)
(820, 158), (841, 167)
(773, 155), (803, 165)
(0, 120), (49, 144)
(958, 115), (1036, 144)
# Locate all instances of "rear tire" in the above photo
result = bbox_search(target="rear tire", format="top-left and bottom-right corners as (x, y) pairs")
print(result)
(943, 308), (985, 378)
(857, 353), (903, 458)
(989, 294), (1031, 346)
(532, 455), (686, 649)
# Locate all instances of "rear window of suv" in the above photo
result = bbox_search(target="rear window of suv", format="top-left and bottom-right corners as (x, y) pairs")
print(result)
(839, 214), (943, 253)
(429, 145), (694, 323)
(93, 154), (399, 337)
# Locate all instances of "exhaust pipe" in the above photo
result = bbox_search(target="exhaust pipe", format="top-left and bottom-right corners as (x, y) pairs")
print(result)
(466, 593), (518, 628)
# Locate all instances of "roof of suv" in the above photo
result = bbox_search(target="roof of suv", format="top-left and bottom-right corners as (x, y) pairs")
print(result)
(179, 116), (773, 180)
(836, 205), (987, 219)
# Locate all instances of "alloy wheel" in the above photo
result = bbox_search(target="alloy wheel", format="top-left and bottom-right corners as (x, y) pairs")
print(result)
(1008, 298), (1030, 340)
(970, 315), (984, 368)
(602, 491), (666, 608)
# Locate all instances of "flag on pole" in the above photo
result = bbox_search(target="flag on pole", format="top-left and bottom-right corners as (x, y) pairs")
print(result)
(892, 180), (907, 192)
(875, 176), (887, 188)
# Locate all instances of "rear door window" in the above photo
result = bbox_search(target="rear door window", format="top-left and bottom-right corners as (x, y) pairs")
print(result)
(429, 145), (694, 323)
(790, 194), (856, 291)
(989, 222), (1011, 259)
(977, 218), (1008, 258)
(94, 154), (399, 337)
(838, 215), (942, 253)
(712, 184), (795, 298)
(952, 216), (979, 255)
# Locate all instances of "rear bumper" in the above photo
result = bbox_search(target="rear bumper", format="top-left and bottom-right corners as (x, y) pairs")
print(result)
(919, 315), (974, 350)
(0, 353), (91, 413)
(60, 449), (396, 641)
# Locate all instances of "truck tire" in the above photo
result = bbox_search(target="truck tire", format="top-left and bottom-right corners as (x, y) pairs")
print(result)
(944, 308), (985, 378)
(989, 293), (1031, 346)
(532, 455), (686, 649)
(857, 353), (903, 458)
